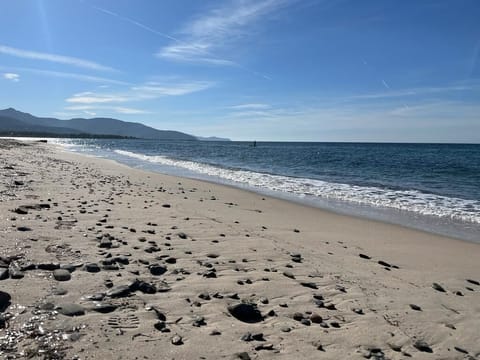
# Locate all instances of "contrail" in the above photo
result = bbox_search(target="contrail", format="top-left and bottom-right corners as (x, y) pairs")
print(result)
(89, 4), (272, 80)
(382, 79), (390, 89)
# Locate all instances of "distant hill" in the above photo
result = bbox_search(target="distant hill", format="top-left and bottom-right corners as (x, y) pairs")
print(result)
(0, 108), (197, 140)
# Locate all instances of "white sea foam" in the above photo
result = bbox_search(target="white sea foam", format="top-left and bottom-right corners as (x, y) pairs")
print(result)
(114, 149), (480, 224)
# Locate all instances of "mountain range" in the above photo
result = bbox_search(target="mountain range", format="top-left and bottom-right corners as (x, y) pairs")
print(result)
(0, 108), (230, 141)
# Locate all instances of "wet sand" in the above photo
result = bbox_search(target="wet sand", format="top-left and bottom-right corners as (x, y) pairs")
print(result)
(0, 139), (479, 359)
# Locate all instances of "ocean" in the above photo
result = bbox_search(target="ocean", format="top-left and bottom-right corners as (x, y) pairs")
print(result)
(51, 139), (480, 242)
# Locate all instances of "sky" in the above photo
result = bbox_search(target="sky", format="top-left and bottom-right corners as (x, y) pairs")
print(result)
(0, 0), (479, 142)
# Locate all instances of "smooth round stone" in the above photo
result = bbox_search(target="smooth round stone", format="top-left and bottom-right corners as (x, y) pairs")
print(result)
(53, 269), (71, 281)
(84, 263), (101, 273)
(52, 287), (68, 296)
(56, 303), (85, 317)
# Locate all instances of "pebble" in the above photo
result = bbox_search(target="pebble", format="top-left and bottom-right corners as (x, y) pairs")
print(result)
(37, 262), (60, 270)
(171, 335), (183, 345)
(91, 302), (118, 313)
(0, 291), (11, 312)
(53, 269), (71, 281)
(0, 268), (9, 280)
(56, 303), (85, 317)
(409, 304), (422, 311)
(300, 281), (318, 289)
(84, 263), (101, 273)
(359, 253), (371, 260)
(413, 340), (433, 353)
(227, 303), (263, 323)
(149, 264), (167, 276)
(106, 285), (131, 298)
(283, 271), (295, 279)
(432, 283), (446, 293)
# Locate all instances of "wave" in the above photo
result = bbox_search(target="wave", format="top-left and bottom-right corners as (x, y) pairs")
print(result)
(114, 149), (480, 224)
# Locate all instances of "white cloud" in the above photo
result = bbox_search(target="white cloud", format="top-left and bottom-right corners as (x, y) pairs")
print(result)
(0, 44), (115, 72)
(3, 72), (19, 82)
(157, 0), (289, 65)
(230, 103), (271, 110)
(65, 104), (150, 114)
(65, 80), (215, 104)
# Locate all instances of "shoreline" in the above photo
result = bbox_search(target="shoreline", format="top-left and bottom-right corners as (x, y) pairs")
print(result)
(56, 140), (480, 244)
(0, 139), (479, 359)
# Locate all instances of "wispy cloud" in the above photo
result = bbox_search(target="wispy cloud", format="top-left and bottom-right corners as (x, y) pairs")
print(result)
(65, 105), (150, 115)
(3, 72), (19, 82)
(0, 44), (115, 72)
(157, 0), (290, 67)
(65, 80), (215, 104)
(349, 83), (477, 100)
(230, 103), (271, 110)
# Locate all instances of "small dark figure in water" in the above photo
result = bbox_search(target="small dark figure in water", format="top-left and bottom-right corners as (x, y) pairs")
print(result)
(253, 140), (256, 147)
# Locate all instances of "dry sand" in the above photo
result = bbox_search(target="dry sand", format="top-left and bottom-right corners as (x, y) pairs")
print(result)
(0, 139), (479, 359)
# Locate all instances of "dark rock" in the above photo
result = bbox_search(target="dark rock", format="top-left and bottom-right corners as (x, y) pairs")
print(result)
(52, 287), (68, 296)
(210, 329), (221, 336)
(53, 269), (71, 281)
(106, 285), (131, 298)
(59, 264), (77, 272)
(165, 257), (177, 264)
(466, 279), (479, 286)
(17, 226), (32, 232)
(241, 332), (264, 341)
(300, 282), (318, 289)
(283, 271), (295, 279)
(293, 312), (304, 321)
(310, 313), (323, 323)
(227, 303), (263, 323)
(91, 303), (118, 313)
(162, 204), (171, 208)
(154, 321), (167, 331)
(84, 263), (101, 273)
(14, 206), (29, 215)
(149, 264), (167, 276)
(0, 268), (9, 280)
(352, 308), (364, 315)
(0, 291), (11, 312)
(255, 343), (274, 351)
(99, 238), (112, 248)
(37, 262), (60, 270)
(378, 260), (391, 268)
(301, 318), (311, 326)
(192, 316), (206, 327)
(409, 304), (422, 311)
(177, 232), (187, 239)
(413, 340), (433, 353)
(198, 292), (211, 300)
(359, 253), (371, 260)
(432, 283), (446, 293)
(129, 279), (157, 294)
(454, 346), (468, 354)
(56, 303), (85, 317)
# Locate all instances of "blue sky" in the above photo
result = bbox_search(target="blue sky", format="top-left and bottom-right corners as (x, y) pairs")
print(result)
(0, 0), (479, 142)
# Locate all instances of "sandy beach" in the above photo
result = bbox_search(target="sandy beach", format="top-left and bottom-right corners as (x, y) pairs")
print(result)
(0, 139), (478, 359)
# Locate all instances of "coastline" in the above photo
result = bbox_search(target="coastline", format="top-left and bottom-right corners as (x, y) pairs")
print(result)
(1, 139), (479, 359)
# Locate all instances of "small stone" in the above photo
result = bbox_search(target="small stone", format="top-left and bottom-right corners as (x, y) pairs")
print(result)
(0, 291), (11, 312)
(432, 283), (446, 293)
(210, 329), (221, 336)
(52, 287), (68, 296)
(53, 269), (71, 281)
(0, 268), (9, 280)
(293, 312), (304, 321)
(56, 303), (85, 317)
(171, 335), (183, 345)
(106, 285), (131, 298)
(466, 279), (479, 286)
(281, 326), (291, 332)
(84, 263), (101, 273)
(149, 264), (167, 276)
(227, 303), (263, 323)
(17, 226), (32, 232)
(234, 352), (251, 360)
(454, 346), (468, 354)
(91, 303), (118, 314)
(255, 343), (274, 351)
(409, 304), (422, 311)
(310, 313), (323, 323)
(359, 253), (371, 259)
(413, 340), (433, 353)
(300, 282), (318, 289)
(283, 271), (295, 279)
(38, 263), (60, 271)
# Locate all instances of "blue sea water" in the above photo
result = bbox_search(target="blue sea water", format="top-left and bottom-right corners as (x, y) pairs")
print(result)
(51, 139), (480, 242)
